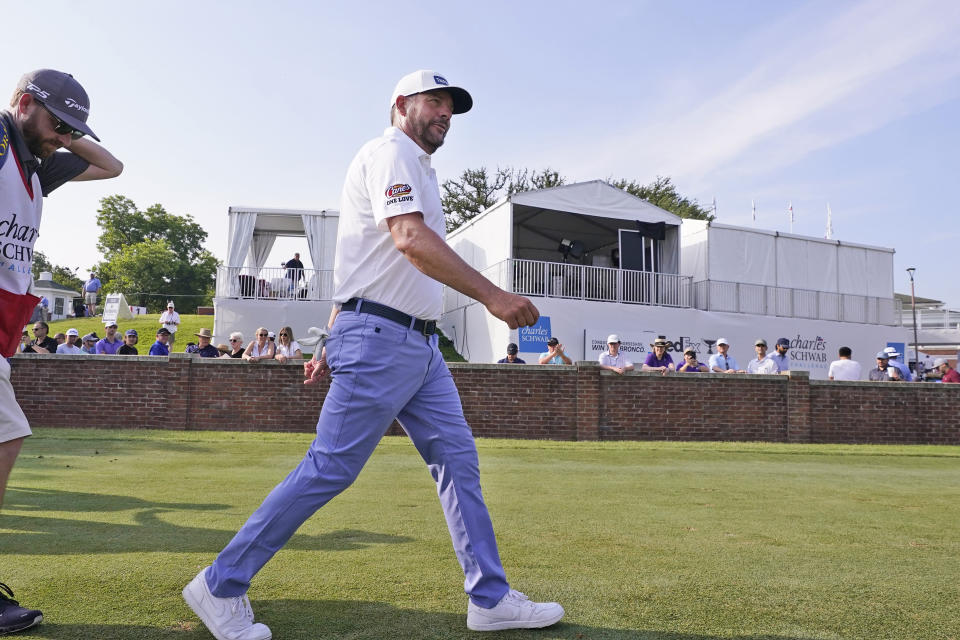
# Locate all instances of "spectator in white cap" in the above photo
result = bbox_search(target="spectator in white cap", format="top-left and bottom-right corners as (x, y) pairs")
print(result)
(598, 334), (634, 375)
(80, 333), (98, 354)
(746, 339), (778, 374)
(934, 358), (960, 383)
(708, 338), (744, 373)
(883, 346), (912, 381)
(159, 301), (180, 348)
(95, 321), (123, 354)
(55, 328), (83, 354)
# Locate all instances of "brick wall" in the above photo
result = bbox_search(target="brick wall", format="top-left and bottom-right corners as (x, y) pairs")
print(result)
(9, 355), (960, 444)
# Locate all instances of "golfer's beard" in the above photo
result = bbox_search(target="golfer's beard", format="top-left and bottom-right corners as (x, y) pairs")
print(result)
(21, 117), (60, 158)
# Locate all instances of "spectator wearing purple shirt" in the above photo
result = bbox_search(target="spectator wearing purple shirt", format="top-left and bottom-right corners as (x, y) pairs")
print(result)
(94, 322), (123, 355)
(642, 336), (675, 375)
(677, 346), (708, 372)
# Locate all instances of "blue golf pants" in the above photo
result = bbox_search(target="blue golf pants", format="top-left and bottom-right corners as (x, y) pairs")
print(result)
(205, 308), (510, 608)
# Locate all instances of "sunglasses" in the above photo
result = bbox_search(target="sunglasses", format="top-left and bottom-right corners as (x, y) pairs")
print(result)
(230, 338), (241, 343)
(279, 333), (289, 337)
(38, 101), (85, 140)
(258, 333), (268, 337)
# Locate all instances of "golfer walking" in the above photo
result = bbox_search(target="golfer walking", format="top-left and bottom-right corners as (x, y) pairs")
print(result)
(183, 70), (564, 639)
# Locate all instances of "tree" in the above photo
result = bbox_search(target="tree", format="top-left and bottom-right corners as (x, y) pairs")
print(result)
(609, 176), (714, 221)
(32, 251), (84, 292)
(441, 167), (565, 232)
(93, 196), (220, 311)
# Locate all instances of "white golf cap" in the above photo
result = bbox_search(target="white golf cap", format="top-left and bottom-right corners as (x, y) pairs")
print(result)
(607, 334), (621, 344)
(716, 337), (729, 346)
(884, 346), (900, 356)
(934, 357), (948, 368)
(390, 70), (473, 114)
(66, 328), (79, 336)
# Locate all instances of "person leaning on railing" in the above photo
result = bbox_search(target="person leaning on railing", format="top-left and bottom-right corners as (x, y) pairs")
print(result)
(243, 327), (275, 362)
(274, 326), (303, 364)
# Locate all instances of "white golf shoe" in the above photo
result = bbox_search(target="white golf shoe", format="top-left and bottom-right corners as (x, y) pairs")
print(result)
(183, 568), (272, 640)
(467, 589), (564, 631)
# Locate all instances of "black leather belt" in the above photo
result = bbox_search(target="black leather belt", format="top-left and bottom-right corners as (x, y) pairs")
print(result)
(342, 298), (437, 336)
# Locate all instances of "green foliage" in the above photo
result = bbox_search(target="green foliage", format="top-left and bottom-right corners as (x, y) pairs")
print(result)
(32, 250), (84, 292)
(441, 167), (565, 232)
(93, 195), (219, 311)
(610, 175), (715, 221)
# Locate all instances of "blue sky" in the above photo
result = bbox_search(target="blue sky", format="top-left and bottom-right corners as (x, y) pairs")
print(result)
(7, 0), (960, 307)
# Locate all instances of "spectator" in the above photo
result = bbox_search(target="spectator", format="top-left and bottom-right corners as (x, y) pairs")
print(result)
(934, 358), (960, 383)
(770, 337), (791, 373)
(642, 336), (675, 375)
(708, 338), (745, 373)
(80, 333), (99, 354)
(274, 327), (303, 364)
(828, 346), (862, 381)
(149, 328), (172, 356)
(883, 347), (913, 382)
(598, 334), (633, 375)
(117, 329), (139, 355)
(52, 332), (66, 346)
(497, 343), (525, 364)
(159, 302), (181, 347)
(868, 351), (900, 381)
(538, 337), (572, 365)
(268, 331), (276, 343)
(18, 331), (29, 354)
(186, 328), (220, 358)
(22, 322), (57, 354)
(746, 339), (778, 374)
(95, 322), (123, 355)
(38, 296), (50, 322)
(216, 343), (231, 358)
(285, 252), (304, 288)
(227, 332), (245, 358)
(677, 346), (707, 372)
(56, 329), (84, 354)
(243, 327), (275, 362)
(83, 272), (102, 316)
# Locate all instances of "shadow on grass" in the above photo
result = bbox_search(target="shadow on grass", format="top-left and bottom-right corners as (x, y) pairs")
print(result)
(21, 598), (825, 640)
(1, 488), (412, 555)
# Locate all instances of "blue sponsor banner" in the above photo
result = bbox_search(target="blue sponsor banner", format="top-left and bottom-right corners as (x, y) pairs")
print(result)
(518, 316), (551, 353)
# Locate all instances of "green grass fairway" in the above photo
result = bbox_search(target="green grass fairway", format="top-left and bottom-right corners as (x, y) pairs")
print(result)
(2, 430), (958, 639)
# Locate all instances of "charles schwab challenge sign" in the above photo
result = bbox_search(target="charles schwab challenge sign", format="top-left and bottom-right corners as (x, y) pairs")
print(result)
(518, 316), (551, 353)
(785, 333), (829, 371)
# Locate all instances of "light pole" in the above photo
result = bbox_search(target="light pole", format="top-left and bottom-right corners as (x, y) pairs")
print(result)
(906, 268), (920, 379)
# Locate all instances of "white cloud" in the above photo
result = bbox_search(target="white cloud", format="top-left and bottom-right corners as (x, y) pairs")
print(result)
(578, 0), (960, 186)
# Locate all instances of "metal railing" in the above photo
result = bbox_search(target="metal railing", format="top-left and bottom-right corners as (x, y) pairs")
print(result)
(691, 280), (897, 325)
(895, 306), (960, 329)
(215, 266), (334, 301)
(443, 258), (692, 312)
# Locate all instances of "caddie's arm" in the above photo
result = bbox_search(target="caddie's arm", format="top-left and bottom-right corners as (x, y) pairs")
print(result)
(67, 137), (123, 181)
(387, 213), (538, 329)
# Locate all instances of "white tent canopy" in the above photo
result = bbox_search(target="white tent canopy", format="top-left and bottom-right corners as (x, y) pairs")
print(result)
(226, 206), (339, 272)
(448, 180), (684, 274)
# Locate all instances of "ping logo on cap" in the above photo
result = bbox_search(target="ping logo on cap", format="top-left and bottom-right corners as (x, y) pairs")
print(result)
(385, 184), (413, 198)
(433, 75), (448, 86)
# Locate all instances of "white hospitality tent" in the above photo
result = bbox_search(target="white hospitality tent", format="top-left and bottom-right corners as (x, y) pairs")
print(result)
(214, 206), (339, 347)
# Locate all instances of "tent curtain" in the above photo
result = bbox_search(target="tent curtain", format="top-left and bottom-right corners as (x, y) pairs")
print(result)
(248, 232), (277, 271)
(301, 214), (326, 274)
(227, 212), (257, 267)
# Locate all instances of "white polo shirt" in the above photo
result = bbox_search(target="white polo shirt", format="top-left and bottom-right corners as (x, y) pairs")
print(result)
(828, 358), (862, 381)
(333, 127), (445, 320)
(598, 351), (633, 369)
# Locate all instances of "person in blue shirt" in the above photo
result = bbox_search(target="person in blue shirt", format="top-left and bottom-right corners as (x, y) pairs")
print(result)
(83, 273), (102, 317)
(538, 337), (572, 364)
(708, 338), (744, 373)
(769, 338), (791, 373)
(149, 328), (171, 356)
(186, 328), (220, 358)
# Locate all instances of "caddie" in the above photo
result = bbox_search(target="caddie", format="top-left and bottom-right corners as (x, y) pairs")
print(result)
(0, 68), (122, 635)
